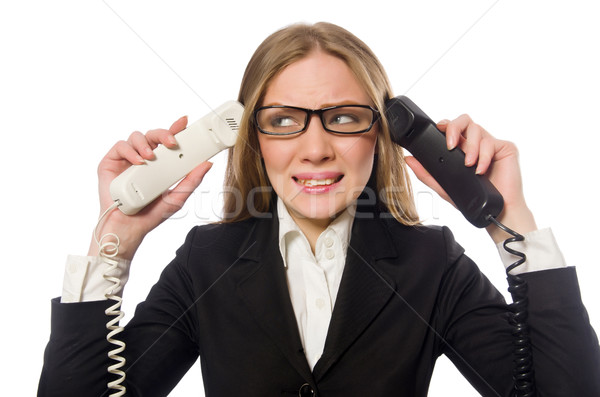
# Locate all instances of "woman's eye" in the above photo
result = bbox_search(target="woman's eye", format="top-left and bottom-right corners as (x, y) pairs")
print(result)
(271, 116), (299, 128)
(329, 114), (359, 125)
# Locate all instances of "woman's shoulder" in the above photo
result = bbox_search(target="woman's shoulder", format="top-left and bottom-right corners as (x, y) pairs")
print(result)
(376, 216), (466, 264)
(184, 218), (258, 249)
(171, 218), (261, 275)
(375, 214), (450, 240)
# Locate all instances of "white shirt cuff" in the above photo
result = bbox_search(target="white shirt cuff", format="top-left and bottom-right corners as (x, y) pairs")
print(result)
(496, 228), (567, 275)
(61, 255), (131, 303)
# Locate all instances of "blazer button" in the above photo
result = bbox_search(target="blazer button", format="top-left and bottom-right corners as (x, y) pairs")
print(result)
(299, 383), (314, 396)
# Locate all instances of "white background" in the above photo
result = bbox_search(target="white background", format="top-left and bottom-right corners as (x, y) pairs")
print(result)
(1, 1), (599, 395)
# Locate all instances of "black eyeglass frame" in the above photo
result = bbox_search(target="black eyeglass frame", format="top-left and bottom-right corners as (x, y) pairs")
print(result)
(253, 104), (381, 136)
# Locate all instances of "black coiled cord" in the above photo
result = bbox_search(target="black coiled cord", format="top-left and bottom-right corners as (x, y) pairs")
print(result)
(486, 215), (536, 397)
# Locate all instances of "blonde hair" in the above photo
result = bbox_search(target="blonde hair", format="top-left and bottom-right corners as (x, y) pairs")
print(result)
(222, 22), (419, 225)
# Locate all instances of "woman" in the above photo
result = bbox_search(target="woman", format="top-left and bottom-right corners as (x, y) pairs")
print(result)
(39, 22), (599, 396)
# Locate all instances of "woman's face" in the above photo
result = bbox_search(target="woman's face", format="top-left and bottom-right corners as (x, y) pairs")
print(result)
(257, 51), (378, 229)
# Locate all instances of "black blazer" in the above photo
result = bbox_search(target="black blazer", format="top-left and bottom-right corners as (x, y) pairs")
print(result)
(39, 207), (600, 396)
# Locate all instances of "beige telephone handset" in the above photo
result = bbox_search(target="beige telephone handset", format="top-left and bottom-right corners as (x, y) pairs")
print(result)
(109, 100), (244, 215)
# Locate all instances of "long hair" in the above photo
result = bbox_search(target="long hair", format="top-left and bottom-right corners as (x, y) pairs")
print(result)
(222, 22), (419, 225)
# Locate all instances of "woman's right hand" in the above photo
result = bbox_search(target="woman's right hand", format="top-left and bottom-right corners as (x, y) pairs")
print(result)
(88, 115), (213, 260)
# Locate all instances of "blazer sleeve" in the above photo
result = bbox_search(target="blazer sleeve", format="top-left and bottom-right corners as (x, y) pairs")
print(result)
(436, 227), (600, 396)
(38, 228), (201, 397)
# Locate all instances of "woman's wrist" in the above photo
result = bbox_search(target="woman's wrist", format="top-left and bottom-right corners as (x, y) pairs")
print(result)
(486, 203), (538, 244)
(87, 218), (145, 261)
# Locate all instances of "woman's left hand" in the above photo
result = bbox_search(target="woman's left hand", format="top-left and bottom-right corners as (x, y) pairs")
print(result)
(404, 114), (537, 243)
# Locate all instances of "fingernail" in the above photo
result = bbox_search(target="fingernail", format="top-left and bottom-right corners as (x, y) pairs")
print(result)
(136, 155), (145, 164)
(447, 135), (456, 150)
(437, 119), (449, 125)
(167, 135), (177, 145)
(465, 153), (475, 166)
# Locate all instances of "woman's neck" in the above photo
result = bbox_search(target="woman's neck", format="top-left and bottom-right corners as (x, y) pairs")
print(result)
(288, 211), (333, 254)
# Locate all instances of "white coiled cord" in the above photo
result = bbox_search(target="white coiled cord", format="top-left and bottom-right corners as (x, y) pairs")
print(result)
(94, 200), (127, 397)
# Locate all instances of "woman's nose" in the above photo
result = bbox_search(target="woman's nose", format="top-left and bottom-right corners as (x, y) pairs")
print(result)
(298, 115), (335, 164)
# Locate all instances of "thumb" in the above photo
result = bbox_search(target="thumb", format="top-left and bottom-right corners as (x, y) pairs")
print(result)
(157, 161), (213, 216)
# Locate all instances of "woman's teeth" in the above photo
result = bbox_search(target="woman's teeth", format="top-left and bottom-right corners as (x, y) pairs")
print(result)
(294, 176), (342, 186)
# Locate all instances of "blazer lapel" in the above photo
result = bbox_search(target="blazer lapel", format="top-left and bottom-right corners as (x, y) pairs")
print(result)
(235, 212), (314, 383)
(313, 214), (398, 380)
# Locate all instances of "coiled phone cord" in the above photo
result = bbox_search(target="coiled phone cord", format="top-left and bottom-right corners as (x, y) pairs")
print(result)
(94, 200), (127, 397)
(486, 215), (536, 397)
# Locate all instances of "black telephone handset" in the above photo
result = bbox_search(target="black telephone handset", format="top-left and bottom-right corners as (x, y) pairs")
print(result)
(386, 96), (535, 397)
(385, 95), (504, 228)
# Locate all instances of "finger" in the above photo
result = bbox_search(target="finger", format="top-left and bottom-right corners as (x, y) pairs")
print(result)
(461, 121), (484, 167)
(107, 140), (145, 165)
(442, 115), (467, 150)
(169, 115), (188, 134)
(146, 116), (187, 148)
(436, 119), (451, 148)
(145, 128), (178, 149)
(445, 115), (489, 167)
(127, 130), (155, 160)
(475, 136), (496, 175)
(144, 115), (189, 150)
(436, 119), (450, 132)
(438, 119), (478, 167)
(444, 114), (474, 151)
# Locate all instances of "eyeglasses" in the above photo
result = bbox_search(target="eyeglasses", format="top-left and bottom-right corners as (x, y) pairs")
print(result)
(254, 104), (380, 136)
